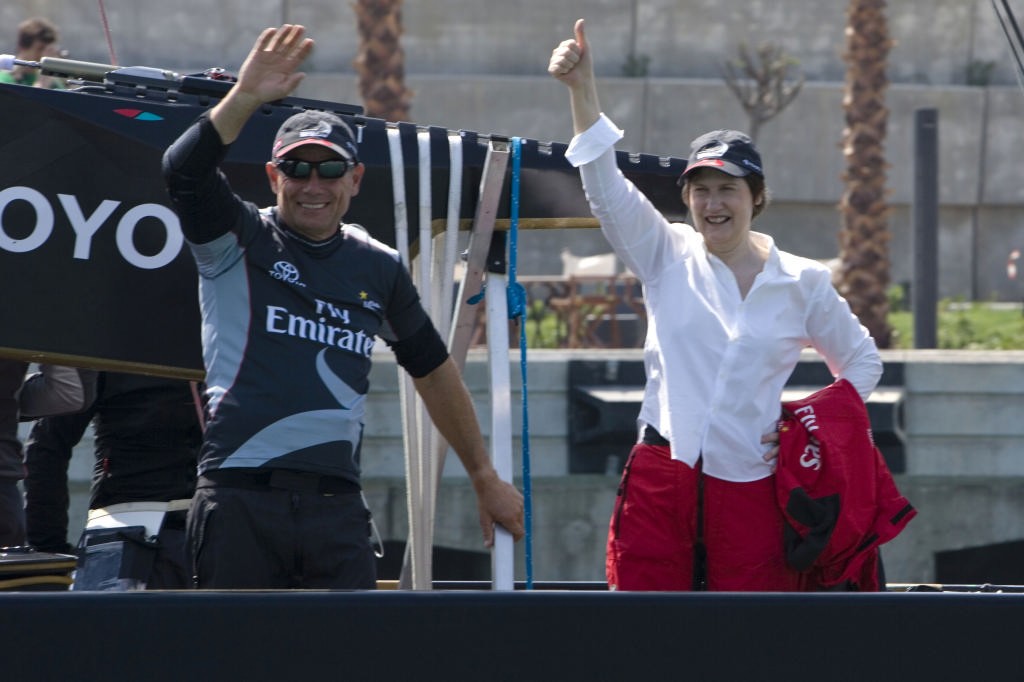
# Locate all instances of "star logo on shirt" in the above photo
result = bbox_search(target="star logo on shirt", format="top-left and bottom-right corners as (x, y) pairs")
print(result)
(360, 290), (382, 312)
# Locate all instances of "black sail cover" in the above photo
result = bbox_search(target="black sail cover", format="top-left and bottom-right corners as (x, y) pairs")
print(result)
(0, 68), (684, 377)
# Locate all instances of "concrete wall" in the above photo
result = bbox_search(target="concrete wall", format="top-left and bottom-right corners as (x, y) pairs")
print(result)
(374, 348), (1024, 586)
(4, 1), (1020, 86)
(43, 349), (1024, 585)
(4, 1), (1024, 299)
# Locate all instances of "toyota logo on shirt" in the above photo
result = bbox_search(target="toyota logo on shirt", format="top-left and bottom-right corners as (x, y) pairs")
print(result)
(270, 260), (305, 286)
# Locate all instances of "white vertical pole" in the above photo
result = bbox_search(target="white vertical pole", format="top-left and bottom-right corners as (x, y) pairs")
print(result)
(486, 271), (514, 591)
(416, 128), (434, 308)
(398, 139), (509, 589)
(414, 128), (436, 585)
(387, 125), (409, 266)
(435, 132), (463, 340)
(389, 124), (430, 590)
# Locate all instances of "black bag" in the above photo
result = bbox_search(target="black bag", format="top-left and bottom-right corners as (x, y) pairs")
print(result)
(73, 526), (158, 591)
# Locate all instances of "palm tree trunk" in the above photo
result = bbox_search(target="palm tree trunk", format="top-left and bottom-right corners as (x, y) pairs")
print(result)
(352, 0), (412, 122)
(837, 0), (894, 348)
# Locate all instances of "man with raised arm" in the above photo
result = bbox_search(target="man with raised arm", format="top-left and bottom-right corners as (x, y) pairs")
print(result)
(162, 25), (523, 589)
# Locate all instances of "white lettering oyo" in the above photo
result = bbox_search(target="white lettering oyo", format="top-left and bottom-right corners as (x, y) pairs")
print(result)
(115, 204), (183, 269)
(0, 186), (54, 252)
(0, 186), (183, 269)
(59, 194), (119, 259)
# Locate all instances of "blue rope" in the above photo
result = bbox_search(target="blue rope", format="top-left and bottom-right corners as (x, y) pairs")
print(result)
(508, 136), (533, 588)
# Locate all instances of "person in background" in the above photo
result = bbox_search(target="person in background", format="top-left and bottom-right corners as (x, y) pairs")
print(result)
(0, 361), (95, 547)
(0, 17), (65, 89)
(23, 372), (202, 589)
(161, 24), (524, 589)
(548, 19), (882, 591)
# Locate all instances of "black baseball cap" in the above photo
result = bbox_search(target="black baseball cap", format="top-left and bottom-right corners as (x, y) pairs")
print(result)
(272, 110), (360, 162)
(677, 130), (763, 185)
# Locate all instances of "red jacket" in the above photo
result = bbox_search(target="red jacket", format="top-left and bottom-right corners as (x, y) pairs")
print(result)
(776, 379), (916, 590)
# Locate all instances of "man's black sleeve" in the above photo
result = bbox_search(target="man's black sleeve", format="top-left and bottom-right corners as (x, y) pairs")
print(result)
(161, 113), (243, 244)
(388, 319), (450, 378)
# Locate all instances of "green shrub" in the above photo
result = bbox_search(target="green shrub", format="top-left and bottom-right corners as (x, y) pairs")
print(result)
(889, 300), (1024, 349)
(524, 296), (1024, 350)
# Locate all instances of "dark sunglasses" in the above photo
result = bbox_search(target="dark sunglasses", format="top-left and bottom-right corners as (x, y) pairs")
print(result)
(274, 158), (353, 180)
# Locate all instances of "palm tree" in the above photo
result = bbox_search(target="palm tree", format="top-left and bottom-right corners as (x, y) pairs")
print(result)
(352, 0), (412, 121)
(836, 0), (893, 347)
